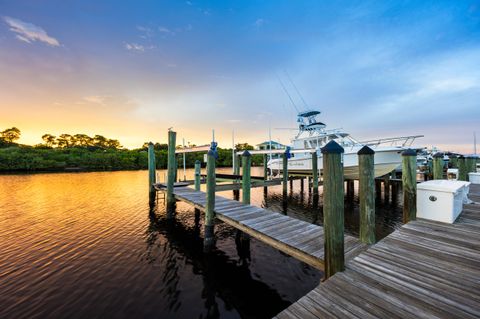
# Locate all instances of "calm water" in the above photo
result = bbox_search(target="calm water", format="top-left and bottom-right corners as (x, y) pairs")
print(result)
(0, 168), (403, 319)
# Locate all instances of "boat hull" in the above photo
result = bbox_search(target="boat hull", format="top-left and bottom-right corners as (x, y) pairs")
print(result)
(267, 147), (403, 179)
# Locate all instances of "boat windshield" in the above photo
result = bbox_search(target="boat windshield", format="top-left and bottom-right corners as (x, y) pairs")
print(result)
(301, 133), (360, 149)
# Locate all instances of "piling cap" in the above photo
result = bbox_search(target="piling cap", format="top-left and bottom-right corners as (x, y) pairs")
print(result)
(195, 160), (201, 164)
(357, 145), (375, 155)
(242, 150), (252, 157)
(401, 148), (416, 156)
(433, 152), (444, 158)
(321, 140), (344, 154)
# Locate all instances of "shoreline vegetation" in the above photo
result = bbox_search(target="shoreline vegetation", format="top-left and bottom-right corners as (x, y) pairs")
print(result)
(0, 127), (263, 173)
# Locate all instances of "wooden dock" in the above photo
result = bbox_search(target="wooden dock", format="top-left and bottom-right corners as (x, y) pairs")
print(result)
(157, 186), (366, 270)
(275, 183), (480, 319)
(155, 175), (307, 192)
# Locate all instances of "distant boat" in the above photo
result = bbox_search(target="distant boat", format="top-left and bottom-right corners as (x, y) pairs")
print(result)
(266, 110), (422, 179)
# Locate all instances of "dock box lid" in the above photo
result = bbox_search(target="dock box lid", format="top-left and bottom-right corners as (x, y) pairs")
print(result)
(417, 180), (471, 193)
(468, 172), (480, 176)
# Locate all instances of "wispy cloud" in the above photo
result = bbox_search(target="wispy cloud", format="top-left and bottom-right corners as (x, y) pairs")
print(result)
(136, 25), (154, 39)
(3, 16), (60, 46)
(124, 42), (145, 52)
(254, 18), (265, 28)
(82, 95), (107, 105)
(158, 26), (176, 38)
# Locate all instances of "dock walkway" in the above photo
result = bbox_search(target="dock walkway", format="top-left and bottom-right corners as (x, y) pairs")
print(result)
(276, 184), (480, 319)
(160, 186), (366, 270)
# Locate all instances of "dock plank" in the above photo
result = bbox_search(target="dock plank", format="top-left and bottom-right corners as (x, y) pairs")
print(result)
(159, 186), (366, 271)
(276, 185), (480, 318)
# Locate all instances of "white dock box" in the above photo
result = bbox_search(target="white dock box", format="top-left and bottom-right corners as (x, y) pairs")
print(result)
(469, 172), (480, 184)
(417, 180), (470, 224)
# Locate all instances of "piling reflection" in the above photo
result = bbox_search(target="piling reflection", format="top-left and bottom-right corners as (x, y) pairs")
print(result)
(146, 205), (291, 318)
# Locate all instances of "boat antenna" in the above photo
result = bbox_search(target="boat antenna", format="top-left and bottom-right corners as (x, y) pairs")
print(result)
(284, 70), (309, 109)
(474, 131), (477, 155)
(277, 73), (299, 113)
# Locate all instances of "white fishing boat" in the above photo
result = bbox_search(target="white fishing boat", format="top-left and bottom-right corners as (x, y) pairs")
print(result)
(265, 110), (422, 179)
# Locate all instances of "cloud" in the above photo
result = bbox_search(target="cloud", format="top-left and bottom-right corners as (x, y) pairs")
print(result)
(82, 96), (107, 105)
(136, 25), (154, 39)
(124, 42), (145, 52)
(3, 16), (60, 46)
(254, 18), (265, 28)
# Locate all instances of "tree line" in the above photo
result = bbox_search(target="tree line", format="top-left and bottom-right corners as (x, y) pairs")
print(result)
(0, 127), (263, 172)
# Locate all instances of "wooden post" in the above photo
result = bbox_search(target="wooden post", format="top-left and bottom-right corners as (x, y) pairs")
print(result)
(234, 153), (240, 176)
(458, 156), (467, 181)
(450, 156), (458, 169)
(312, 152), (319, 195)
(346, 180), (354, 200)
(358, 146), (375, 244)
(375, 179), (382, 200)
(174, 155), (178, 182)
(194, 160), (201, 219)
(321, 140), (345, 278)
(194, 160), (201, 191)
(204, 146), (217, 251)
(148, 142), (156, 205)
(427, 160), (433, 180)
(263, 154), (268, 180)
(466, 156), (476, 181)
(242, 151), (252, 204)
(283, 153), (288, 196)
(433, 153), (444, 180)
(383, 175), (390, 202)
(391, 182), (398, 206)
(300, 177), (305, 193)
(166, 130), (177, 218)
(402, 149), (417, 223)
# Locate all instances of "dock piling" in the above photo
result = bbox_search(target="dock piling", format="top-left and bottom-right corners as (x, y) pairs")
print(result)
(312, 152), (319, 195)
(242, 151), (252, 204)
(433, 153), (444, 180)
(283, 152), (288, 196)
(466, 156), (476, 181)
(346, 180), (354, 200)
(402, 149), (417, 223)
(166, 131), (177, 218)
(358, 146), (375, 245)
(458, 156), (467, 181)
(204, 144), (217, 252)
(383, 175), (390, 202)
(263, 154), (268, 180)
(234, 154), (240, 176)
(450, 155), (458, 168)
(194, 160), (201, 191)
(148, 142), (156, 205)
(375, 179), (382, 200)
(321, 140), (345, 279)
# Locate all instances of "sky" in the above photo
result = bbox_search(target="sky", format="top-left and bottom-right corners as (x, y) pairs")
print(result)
(0, 0), (479, 152)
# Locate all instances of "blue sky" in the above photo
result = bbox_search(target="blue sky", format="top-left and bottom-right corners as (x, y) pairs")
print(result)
(0, 0), (479, 151)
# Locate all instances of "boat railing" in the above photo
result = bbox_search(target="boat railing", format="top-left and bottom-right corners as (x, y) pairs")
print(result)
(359, 135), (424, 147)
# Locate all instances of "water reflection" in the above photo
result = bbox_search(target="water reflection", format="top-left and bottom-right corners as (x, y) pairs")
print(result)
(146, 206), (292, 318)
(0, 168), (402, 319)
